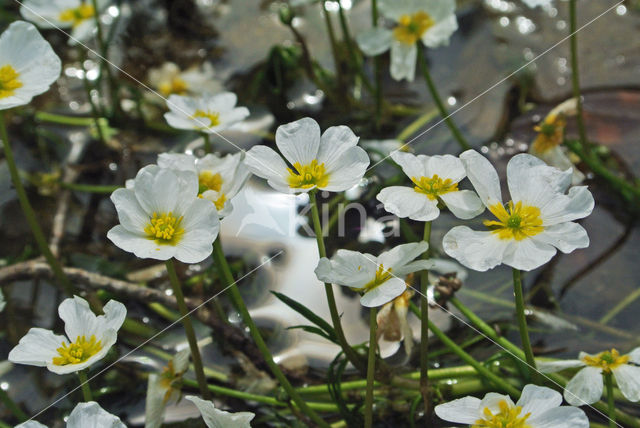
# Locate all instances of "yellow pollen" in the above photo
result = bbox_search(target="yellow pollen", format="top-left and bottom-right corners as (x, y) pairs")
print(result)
(484, 201), (543, 241)
(198, 171), (223, 193)
(287, 159), (330, 189)
(52, 335), (103, 366)
(214, 193), (226, 211)
(354, 264), (393, 293)
(59, 4), (95, 27)
(159, 77), (188, 96)
(393, 11), (435, 45)
(472, 400), (532, 428)
(532, 113), (566, 153)
(0, 65), (22, 99)
(411, 174), (459, 200)
(191, 109), (221, 127)
(144, 212), (184, 244)
(582, 349), (630, 373)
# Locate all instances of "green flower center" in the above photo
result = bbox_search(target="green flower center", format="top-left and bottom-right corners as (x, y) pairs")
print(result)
(484, 201), (543, 241)
(144, 212), (184, 244)
(582, 349), (629, 373)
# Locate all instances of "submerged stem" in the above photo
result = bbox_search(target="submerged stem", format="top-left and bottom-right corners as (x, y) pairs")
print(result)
(364, 309), (377, 428)
(569, 0), (589, 150)
(371, 0), (382, 129)
(0, 388), (27, 422)
(512, 269), (538, 382)
(419, 221), (432, 415)
(202, 132), (212, 154)
(77, 370), (93, 402)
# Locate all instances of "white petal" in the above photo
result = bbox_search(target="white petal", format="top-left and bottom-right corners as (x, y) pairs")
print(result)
(421, 14), (458, 48)
(424, 0), (456, 20)
(145, 374), (166, 428)
(356, 27), (392, 56)
(107, 225), (177, 261)
(244, 146), (291, 192)
(425, 154), (465, 182)
(133, 166), (182, 214)
(66, 401), (126, 428)
(110, 188), (148, 234)
(394, 260), (434, 276)
(317, 125), (360, 171)
(537, 359), (585, 373)
(378, 0), (419, 20)
(443, 226), (509, 272)
(459, 150), (502, 208)
(390, 151), (427, 179)
(507, 153), (572, 209)
(58, 296), (100, 341)
(628, 347), (640, 365)
(8, 327), (66, 367)
(612, 364), (640, 402)
(102, 299), (127, 332)
(532, 222), (589, 254)
(157, 153), (197, 173)
(186, 395), (255, 428)
(390, 41), (417, 82)
(203, 92), (237, 112)
(377, 242), (428, 272)
(439, 190), (484, 220)
(517, 384), (562, 415)
(321, 146), (369, 192)
(479, 392), (515, 414)
(173, 348), (191, 373)
(377, 186), (439, 221)
(434, 396), (482, 424)
(314, 250), (377, 288)
(527, 406), (589, 428)
(564, 366), (603, 406)
(15, 421), (48, 428)
(501, 237), (557, 271)
(175, 198), (219, 263)
(539, 186), (594, 226)
(275, 117), (321, 166)
(360, 277), (407, 307)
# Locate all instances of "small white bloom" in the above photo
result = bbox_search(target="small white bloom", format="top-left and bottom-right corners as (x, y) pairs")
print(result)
(539, 347), (640, 406)
(0, 21), (61, 110)
(148, 62), (222, 98)
(157, 152), (251, 218)
(8, 296), (126, 375)
(315, 242), (433, 307)
(145, 349), (191, 428)
(164, 92), (249, 134)
(107, 164), (220, 263)
(376, 289), (414, 355)
(244, 117), (369, 194)
(356, 0), (458, 81)
(20, 0), (111, 45)
(16, 401), (126, 428)
(377, 151), (484, 221)
(186, 395), (255, 428)
(435, 384), (589, 428)
(443, 150), (594, 271)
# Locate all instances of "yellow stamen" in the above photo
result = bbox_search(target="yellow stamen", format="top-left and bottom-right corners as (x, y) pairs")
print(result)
(214, 193), (226, 211)
(0, 65), (22, 99)
(472, 400), (532, 428)
(354, 264), (393, 293)
(52, 335), (103, 366)
(287, 159), (330, 189)
(411, 174), (459, 200)
(159, 77), (189, 96)
(484, 201), (543, 241)
(144, 212), (184, 244)
(532, 113), (566, 153)
(393, 11), (435, 45)
(582, 349), (630, 373)
(198, 171), (223, 193)
(191, 109), (220, 127)
(59, 4), (95, 27)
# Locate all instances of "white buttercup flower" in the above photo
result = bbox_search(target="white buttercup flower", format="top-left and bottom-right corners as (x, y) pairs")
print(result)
(435, 384), (589, 428)
(443, 150), (594, 271)
(145, 349), (191, 428)
(0, 21), (61, 110)
(107, 164), (219, 263)
(16, 401), (126, 428)
(164, 92), (249, 134)
(148, 61), (222, 98)
(244, 117), (369, 194)
(539, 347), (640, 406)
(356, 0), (458, 81)
(20, 0), (110, 45)
(157, 152), (251, 218)
(8, 296), (125, 375)
(315, 242), (432, 307)
(186, 395), (255, 428)
(377, 151), (484, 221)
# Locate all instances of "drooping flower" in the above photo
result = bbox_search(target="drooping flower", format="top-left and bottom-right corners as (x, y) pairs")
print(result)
(148, 62), (222, 97)
(539, 347), (640, 406)
(377, 151), (484, 221)
(244, 117), (369, 194)
(20, 0), (111, 45)
(145, 349), (190, 428)
(16, 401), (126, 428)
(376, 289), (414, 355)
(443, 150), (594, 271)
(315, 242), (433, 307)
(8, 296), (126, 375)
(186, 395), (255, 428)
(0, 21), (61, 110)
(356, 0), (458, 81)
(164, 92), (250, 134)
(435, 384), (589, 428)
(107, 164), (219, 263)
(156, 152), (251, 217)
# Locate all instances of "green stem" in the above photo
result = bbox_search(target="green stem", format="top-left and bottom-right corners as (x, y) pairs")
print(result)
(309, 190), (366, 372)
(60, 182), (120, 193)
(321, 2), (343, 87)
(0, 388), (27, 422)
(364, 309), (377, 428)
(371, 0), (383, 129)
(79, 49), (108, 146)
(396, 108), (439, 142)
(416, 46), (470, 151)
(0, 113), (75, 296)
(77, 370), (93, 402)
(35, 111), (96, 126)
(212, 238), (329, 428)
(164, 259), (211, 400)
(569, 0), (589, 151)
(600, 286), (640, 325)
(605, 372), (616, 428)
(202, 132), (212, 154)
(420, 221), (432, 414)
(512, 269), (538, 381)
(337, 4), (374, 94)
(90, 0), (120, 119)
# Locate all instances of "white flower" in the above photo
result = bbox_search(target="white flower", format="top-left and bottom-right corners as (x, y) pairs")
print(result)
(0, 21), (61, 110)
(315, 242), (433, 307)
(376, 289), (414, 355)
(20, 0), (110, 45)
(539, 347), (640, 406)
(156, 152), (251, 218)
(244, 117), (369, 194)
(443, 150), (594, 271)
(148, 62), (222, 98)
(107, 164), (219, 263)
(435, 384), (589, 428)
(356, 0), (458, 81)
(16, 401), (126, 428)
(8, 296), (126, 375)
(377, 151), (484, 221)
(145, 349), (190, 428)
(164, 92), (249, 134)
(186, 395), (255, 428)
